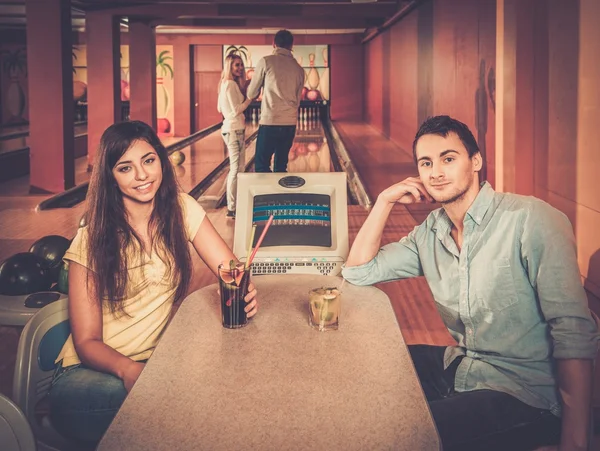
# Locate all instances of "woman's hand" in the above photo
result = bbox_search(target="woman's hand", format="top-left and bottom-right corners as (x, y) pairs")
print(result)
(244, 281), (258, 318)
(122, 360), (145, 393)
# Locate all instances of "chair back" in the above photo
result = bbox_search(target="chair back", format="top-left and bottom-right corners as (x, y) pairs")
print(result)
(0, 392), (36, 451)
(13, 298), (72, 450)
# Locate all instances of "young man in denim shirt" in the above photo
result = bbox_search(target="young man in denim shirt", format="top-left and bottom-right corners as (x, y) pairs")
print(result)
(342, 115), (598, 451)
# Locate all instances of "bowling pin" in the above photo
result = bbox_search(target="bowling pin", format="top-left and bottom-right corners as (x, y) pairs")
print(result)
(319, 47), (330, 101)
(307, 53), (320, 90)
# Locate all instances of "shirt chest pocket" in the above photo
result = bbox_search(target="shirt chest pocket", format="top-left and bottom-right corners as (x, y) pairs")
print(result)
(472, 258), (518, 312)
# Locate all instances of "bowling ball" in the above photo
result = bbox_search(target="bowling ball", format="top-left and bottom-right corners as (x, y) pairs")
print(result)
(120, 80), (130, 101)
(157, 118), (171, 134)
(296, 144), (308, 155)
(57, 261), (69, 294)
(301, 87), (308, 100)
(29, 235), (71, 281)
(307, 143), (319, 152)
(174, 165), (186, 178)
(0, 252), (53, 296)
(306, 90), (320, 101)
(73, 81), (87, 101)
(169, 150), (186, 166)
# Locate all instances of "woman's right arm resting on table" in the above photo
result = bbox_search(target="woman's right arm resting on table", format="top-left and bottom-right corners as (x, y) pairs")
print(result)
(68, 261), (144, 392)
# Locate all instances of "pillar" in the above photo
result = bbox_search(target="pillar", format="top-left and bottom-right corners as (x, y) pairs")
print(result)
(129, 19), (156, 129)
(25, 0), (74, 192)
(86, 11), (121, 169)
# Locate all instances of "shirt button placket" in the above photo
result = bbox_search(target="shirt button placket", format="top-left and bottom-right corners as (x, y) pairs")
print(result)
(459, 224), (475, 349)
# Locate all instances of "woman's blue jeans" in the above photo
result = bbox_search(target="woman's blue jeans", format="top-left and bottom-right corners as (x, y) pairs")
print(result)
(48, 363), (129, 444)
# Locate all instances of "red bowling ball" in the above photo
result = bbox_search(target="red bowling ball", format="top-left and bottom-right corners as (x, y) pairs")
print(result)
(306, 90), (320, 101)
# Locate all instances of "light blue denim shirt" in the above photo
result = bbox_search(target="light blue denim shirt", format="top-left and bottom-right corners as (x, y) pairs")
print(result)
(342, 182), (598, 415)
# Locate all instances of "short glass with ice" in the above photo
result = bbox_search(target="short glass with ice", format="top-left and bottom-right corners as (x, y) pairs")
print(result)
(308, 287), (341, 331)
(218, 261), (251, 329)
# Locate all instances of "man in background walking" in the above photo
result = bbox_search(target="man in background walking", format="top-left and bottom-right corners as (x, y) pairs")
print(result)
(247, 29), (304, 172)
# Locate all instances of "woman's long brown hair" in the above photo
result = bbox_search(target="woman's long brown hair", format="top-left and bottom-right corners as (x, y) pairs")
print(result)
(85, 121), (192, 315)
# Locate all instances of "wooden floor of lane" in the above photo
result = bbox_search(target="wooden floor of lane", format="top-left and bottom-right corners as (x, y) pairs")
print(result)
(0, 120), (598, 446)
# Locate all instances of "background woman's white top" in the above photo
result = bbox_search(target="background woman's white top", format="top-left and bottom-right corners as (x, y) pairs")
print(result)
(218, 80), (250, 132)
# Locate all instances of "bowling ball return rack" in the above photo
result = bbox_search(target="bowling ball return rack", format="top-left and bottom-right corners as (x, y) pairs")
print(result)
(0, 291), (67, 326)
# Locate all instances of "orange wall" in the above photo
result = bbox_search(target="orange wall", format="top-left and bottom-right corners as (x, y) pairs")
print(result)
(498, 0), (600, 297)
(388, 11), (419, 151)
(493, 0), (600, 295)
(362, 0), (496, 183)
(329, 45), (363, 121)
(575, 0), (600, 296)
(364, 34), (383, 131)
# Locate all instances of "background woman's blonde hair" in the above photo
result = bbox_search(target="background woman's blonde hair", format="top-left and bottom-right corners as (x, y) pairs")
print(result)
(218, 53), (246, 93)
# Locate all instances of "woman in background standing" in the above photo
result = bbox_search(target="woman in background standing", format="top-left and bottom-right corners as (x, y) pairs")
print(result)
(218, 54), (252, 219)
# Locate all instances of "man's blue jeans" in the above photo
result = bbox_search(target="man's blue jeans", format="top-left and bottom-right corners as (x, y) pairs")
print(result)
(48, 363), (129, 444)
(409, 345), (561, 451)
(255, 125), (296, 173)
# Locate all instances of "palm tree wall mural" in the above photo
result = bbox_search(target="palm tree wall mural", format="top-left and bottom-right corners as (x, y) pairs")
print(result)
(225, 45), (254, 79)
(156, 47), (174, 135)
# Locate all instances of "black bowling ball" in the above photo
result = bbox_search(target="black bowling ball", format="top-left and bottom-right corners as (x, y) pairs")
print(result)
(0, 252), (53, 296)
(29, 235), (71, 281)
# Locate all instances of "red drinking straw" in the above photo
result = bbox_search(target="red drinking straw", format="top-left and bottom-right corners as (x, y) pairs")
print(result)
(247, 214), (274, 266)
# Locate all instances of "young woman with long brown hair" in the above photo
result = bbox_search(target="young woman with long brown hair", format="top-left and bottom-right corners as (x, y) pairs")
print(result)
(48, 121), (258, 445)
(218, 53), (253, 218)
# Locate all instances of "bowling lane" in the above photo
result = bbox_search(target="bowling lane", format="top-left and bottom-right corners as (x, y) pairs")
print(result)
(287, 113), (331, 173)
(196, 114), (333, 211)
(171, 123), (258, 193)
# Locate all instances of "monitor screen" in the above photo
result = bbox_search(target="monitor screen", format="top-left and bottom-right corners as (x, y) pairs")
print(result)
(252, 193), (331, 247)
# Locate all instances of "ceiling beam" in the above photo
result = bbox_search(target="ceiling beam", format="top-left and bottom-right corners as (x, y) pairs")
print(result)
(88, 3), (395, 20)
(150, 16), (380, 29)
(73, 0), (396, 6)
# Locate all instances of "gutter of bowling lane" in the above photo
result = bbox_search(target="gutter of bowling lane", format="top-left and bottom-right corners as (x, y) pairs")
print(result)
(188, 129), (259, 201)
(321, 119), (372, 210)
(36, 123), (223, 211)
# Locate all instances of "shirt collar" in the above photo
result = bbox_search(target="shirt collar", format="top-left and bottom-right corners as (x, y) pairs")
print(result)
(431, 181), (495, 232)
(273, 48), (294, 58)
(466, 181), (495, 225)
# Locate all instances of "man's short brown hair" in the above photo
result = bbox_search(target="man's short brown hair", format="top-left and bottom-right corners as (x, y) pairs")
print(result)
(274, 30), (294, 50)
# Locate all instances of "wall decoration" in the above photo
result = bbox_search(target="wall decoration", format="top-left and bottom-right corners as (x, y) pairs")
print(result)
(71, 45), (175, 135)
(155, 46), (174, 136)
(0, 46), (28, 124)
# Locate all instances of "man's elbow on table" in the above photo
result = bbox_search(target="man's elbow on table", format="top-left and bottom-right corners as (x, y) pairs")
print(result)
(341, 264), (374, 287)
